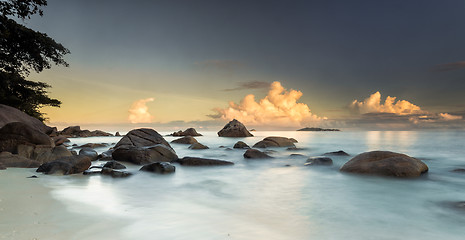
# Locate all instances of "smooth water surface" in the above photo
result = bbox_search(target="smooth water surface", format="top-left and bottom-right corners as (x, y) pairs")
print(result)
(35, 131), (465, 239)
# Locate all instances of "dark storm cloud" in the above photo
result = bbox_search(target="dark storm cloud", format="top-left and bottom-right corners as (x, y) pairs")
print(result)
(432, 61), (465, 72)
(222, 81), (270, 92)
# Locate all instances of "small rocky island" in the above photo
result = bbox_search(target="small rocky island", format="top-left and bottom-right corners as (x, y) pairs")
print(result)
(297, 127), (340, 131)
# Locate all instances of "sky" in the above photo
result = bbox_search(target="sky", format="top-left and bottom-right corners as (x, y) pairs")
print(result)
(21, 0), (465, 131)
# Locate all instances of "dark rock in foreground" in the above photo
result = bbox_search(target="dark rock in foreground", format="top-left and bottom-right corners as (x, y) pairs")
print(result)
(233, 141), (250, 149)
(140, 162), (176, 174)
(36, 155), (92, 175)
(243, 149), (272, 159)
(0, 152), (41, 168)
(103, 160), (127, 169)
(340, 151), (428, 178)
(305, 156), (333, 166)
(0, 104), (54, 134)
(189, 142), (209, 149)
(0, 122), (53, 153)
(324, 150), (349, 156)
(174, 157), (234, 166)
(218, 119), (253, 137)
(171, 136), (198, 144)
(253, 136), (297, 148)
(169, 128), (202, 137)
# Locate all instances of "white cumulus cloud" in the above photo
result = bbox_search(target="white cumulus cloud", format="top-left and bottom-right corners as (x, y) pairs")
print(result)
(211, 81), (323, 127)
(350, 91), (425, 115)
(128, 98), (154, 123)
(439, 113), (463, 121)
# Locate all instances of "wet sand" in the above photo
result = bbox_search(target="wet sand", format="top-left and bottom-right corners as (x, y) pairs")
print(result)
(0, 168), (125, 240)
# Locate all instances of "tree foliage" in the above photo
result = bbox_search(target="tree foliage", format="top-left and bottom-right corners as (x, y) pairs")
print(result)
(0, 0), (69, 121)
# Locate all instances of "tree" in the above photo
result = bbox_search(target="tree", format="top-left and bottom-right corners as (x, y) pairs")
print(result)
(0, 0), (69, 121)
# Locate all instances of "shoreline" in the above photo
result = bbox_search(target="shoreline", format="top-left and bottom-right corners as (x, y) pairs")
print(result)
(0, 168), (126, 240)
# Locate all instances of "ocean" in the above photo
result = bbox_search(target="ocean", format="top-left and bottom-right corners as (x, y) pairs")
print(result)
(1, 130), (465, 239)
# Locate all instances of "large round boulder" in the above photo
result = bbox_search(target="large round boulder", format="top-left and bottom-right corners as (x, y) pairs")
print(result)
(0, 104), (54, 134)
(112, 128), (178, 165)
(340, 151), (428, 177)
(218, 119), (253, 137)
(0, 122), (53, 153)
(112, 145), (177, 165)
(114, 128), (174, 150)
(253, 136), (297, 148)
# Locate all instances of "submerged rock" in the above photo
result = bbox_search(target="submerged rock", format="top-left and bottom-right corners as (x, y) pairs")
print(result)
(189, 142), (209, 150)
(36, 155), (92, 175)
(340, 151), (428, 178)
(79, 147), (99, 161)
(101, 167), (132, 178)
(77, 143), (108, 149)
(324, 150), (349, 156)
(174, 157), (234, 166)
(289, 153), (307, 158)
(169, 128), (202, 136)
(305, 156), (333, 166)
(243, 149), (272, 159)
(451, 168), (465, 173)
(233, 141), (250, 149)
(253, 136), (297, 148)
(103, 160), (127, 169)
(140, 162), (176, 174)
(171, 136), (198, 144)
(217, 119), (253, 137)
(98, 149), (114, 161)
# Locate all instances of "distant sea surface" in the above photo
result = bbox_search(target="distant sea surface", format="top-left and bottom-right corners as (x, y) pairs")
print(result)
(26, 131), (465, 239)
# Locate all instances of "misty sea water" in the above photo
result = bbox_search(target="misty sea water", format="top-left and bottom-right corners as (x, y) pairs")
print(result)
(21, 131), (465, 239)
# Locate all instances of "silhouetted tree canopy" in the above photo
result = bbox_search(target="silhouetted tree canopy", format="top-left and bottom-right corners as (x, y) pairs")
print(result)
(0, 0), (69, 121)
